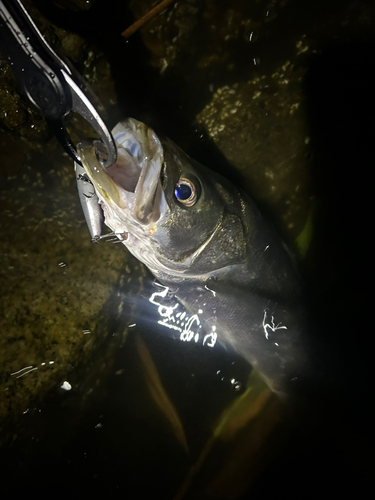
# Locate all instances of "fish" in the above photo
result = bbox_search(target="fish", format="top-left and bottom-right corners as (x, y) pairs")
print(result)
(77, 118), (311, 398)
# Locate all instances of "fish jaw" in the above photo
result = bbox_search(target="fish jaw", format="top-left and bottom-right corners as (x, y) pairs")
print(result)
(77, 119), (167, 262)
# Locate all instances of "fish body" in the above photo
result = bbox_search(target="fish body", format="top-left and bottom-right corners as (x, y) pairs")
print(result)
(78, 119), (310, 397)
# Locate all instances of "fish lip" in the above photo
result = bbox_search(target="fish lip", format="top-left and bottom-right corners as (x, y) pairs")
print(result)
(78, 119), (165, 234)
(110, 120), (164, 224)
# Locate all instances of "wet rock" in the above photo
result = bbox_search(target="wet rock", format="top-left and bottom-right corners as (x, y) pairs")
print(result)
(0, 59), (50, 141)
(196, 54), (312, 243)
(129, 0), (375, 247)
(0, 149), (145, 443)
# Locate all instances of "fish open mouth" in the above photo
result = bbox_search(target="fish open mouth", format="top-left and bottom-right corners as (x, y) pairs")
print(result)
(78, 119), (165, 232)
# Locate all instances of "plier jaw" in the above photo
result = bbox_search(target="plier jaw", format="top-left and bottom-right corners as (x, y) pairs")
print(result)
(50, 69), (117, 169)
(0, 0), (117, 168)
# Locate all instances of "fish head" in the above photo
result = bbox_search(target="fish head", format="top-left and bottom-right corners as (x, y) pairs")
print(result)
(78, 118), (246, 278)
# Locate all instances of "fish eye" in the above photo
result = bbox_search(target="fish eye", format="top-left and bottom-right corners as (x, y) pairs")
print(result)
(174, 175), (198, 207)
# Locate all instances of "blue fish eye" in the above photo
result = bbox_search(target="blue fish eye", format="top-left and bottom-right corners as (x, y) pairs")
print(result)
(175, 183), (192, 200)
(174, 176), (198, 207)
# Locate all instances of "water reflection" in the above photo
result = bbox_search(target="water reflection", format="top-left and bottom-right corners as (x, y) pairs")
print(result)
(149, 281), (217, 348)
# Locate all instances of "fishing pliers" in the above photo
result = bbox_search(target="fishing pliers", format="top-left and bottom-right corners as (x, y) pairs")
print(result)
(0, 0), (116, 240)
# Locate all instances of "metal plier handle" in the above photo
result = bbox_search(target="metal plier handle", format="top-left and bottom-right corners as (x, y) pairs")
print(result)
(0, 0), (116, 168)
